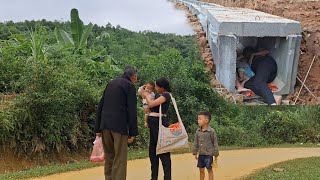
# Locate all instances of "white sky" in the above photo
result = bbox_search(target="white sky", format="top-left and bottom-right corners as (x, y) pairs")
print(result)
(0, 0), (194, 35)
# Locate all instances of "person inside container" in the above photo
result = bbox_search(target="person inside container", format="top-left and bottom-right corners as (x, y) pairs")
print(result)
(235, 49), (255, 92)
(242, 47), (282, 105)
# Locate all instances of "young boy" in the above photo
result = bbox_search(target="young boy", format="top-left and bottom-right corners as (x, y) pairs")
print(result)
(138, 81), (155, 128)
(193, 111), (219, 180)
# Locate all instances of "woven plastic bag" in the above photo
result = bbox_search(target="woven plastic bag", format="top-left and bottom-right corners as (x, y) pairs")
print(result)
(156, 93), (189, 155)
(90, 136), (105, 163)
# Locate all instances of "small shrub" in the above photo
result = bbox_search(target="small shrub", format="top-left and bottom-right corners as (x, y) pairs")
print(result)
(261, 111), (302, 144)
(299, 127), (320, 143)
(216, 125), (245, 146)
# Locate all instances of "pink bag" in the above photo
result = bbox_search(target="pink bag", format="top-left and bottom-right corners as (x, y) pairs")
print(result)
(90, 136), (105, 163)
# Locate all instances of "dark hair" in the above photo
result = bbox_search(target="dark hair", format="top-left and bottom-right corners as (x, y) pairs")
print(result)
(155, 77), (171, 92)
(242, 47), (255, 59)
(146, 81), (155, 88)
(198, 111), (211, 121)
(122, 65), (137, 79)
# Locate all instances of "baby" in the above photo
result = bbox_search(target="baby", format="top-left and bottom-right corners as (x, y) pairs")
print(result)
(138, 81), (155, 128)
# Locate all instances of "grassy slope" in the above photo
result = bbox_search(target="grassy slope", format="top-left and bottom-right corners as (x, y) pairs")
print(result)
(243, 157), (320, 180)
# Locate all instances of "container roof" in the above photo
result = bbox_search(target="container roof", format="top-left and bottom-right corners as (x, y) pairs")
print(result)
(197, 3), (302, 37)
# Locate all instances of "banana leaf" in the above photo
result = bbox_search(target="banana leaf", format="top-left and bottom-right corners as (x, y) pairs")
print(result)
(54, 27), (74, 46)
(70, 8), (84, 49)
(79, 23), (93, 49)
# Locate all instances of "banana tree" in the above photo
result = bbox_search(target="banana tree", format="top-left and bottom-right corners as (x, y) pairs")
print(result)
(54, 28), (73, 47)
(30, 26), (48, 61)
(54, 8), (93, 52)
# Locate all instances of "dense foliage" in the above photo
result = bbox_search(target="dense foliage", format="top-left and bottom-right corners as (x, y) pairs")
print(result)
(0, 18), (319, 159)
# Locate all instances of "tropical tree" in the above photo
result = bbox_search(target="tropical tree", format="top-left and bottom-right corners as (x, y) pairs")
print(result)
(54, 8), (93, 52)
(29, 25), (48, 61)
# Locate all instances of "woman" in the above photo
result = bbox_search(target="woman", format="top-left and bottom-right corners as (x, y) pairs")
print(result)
(140, 77), (172, 180)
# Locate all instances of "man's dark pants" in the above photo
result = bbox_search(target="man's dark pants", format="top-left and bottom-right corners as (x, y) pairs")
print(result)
(244, 56), (277, 105)
(102, 130), (128, 180)
(148, 117), (172, 180)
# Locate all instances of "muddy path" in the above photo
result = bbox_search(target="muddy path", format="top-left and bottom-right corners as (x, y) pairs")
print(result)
(30, 148), (320, 180)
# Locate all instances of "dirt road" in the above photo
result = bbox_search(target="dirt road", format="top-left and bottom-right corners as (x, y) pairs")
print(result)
(30, 148), (320, 180)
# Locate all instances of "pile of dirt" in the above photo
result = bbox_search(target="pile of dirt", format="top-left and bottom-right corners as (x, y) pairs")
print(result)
(0, 148), (89, 173)
(179, 0), (320, 105)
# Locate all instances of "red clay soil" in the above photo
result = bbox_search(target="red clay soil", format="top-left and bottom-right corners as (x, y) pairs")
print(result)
(0, 149), (88, 173)
(182, 0), (320, 105)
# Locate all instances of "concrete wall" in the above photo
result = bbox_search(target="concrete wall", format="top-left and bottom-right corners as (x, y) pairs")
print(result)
(216, 35), (237, 92)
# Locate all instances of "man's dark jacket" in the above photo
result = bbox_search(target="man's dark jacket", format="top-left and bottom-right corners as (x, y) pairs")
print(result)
(95, 76), (138, 137)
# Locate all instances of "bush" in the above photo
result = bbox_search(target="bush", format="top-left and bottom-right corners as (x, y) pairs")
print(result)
(291, 106), (320, 143)
(216, 125), (246, 146)
(1, 58), (101, 157)
(261, 111), (302, 144)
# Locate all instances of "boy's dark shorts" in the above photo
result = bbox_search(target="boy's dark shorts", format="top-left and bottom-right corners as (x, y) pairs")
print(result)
(197, 155), (213, 169)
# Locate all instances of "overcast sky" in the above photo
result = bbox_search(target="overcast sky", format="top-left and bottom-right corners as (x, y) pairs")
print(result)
(0, 0), (194, 35)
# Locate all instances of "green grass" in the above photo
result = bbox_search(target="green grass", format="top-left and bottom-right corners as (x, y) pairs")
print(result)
(243, 157), (320, 180)
(220, 143), (320, 150)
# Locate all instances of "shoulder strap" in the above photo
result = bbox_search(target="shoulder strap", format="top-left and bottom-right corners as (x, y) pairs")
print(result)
(159, 104), (162, 125)
(159, 93), (186, 128)
(168, 93), (182, 123)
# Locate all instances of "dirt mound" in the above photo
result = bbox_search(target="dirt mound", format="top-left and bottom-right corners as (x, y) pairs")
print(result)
(0, 149), (88, 174)
(180, 0), (320, 105)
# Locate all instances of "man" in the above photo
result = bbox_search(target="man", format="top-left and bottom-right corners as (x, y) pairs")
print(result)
(95, 65), (138, 180)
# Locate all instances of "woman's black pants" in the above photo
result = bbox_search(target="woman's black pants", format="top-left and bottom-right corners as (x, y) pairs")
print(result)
(148, 117), (172, 180)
